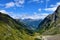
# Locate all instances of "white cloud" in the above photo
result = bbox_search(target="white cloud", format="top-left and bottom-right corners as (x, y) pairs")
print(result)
(5, 2), (15, 8)
(11, 14), (20, 19)
(38, 8), (41, 12)
(14, 0), (25, 7)
(44, 2), (60, 12)
(57, 2), (60, 5)
(0, 10), (13, 16)
(19, 13), (49, 20)
(0, 10), (9, 14)
(19, 0), (25, 4)
(0, 10), (17, 19)
(0, 10), (49, 19)
(5, 0), (25, 8)
(50, 2), (60, 7)
(28, 0), (43, 3)
(14, 0), (25, 4)
(11, 12), (49, 19)
(44, 7), (57, 11)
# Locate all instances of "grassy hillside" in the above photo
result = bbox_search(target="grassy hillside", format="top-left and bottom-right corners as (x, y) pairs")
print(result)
(0, 12), (36, 40)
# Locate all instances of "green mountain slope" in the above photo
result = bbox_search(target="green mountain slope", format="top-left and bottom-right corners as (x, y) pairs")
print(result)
(38, 5), (60, 35)
(0, 12), (35, 40)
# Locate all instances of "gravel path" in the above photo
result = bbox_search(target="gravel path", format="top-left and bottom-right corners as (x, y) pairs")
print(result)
(41, 35), (60, 40)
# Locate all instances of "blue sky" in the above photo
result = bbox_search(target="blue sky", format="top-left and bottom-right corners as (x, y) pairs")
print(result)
(0, 0), (60, 19)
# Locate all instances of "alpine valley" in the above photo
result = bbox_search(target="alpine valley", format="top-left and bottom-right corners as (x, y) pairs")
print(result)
(0, 5), (60, 40)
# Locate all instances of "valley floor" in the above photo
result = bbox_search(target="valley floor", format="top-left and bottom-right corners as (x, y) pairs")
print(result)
(35, 34), (60, 40)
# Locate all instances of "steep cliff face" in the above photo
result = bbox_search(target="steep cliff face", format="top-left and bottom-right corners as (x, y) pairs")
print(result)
(38, 5), (60, 35)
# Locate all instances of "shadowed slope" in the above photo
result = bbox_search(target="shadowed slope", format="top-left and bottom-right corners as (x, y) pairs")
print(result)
(38, 5), (60, 35)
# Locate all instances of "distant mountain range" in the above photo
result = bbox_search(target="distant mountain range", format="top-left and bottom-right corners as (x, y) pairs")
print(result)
(20, 18), (42, 30)
(38, 5), (60, 35)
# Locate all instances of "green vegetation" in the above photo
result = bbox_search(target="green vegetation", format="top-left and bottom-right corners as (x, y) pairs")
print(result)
(35, 38), (41, 40)
(0, 12), (36, 40)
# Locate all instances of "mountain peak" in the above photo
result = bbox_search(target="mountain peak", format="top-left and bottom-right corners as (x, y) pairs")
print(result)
(55, 5), (60, 12)
(57, 5), (60, 8)
(38, 5), (60, 35)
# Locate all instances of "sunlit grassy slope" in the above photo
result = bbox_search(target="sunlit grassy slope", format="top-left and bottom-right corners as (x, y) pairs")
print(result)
(0, 12), (38, 40)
